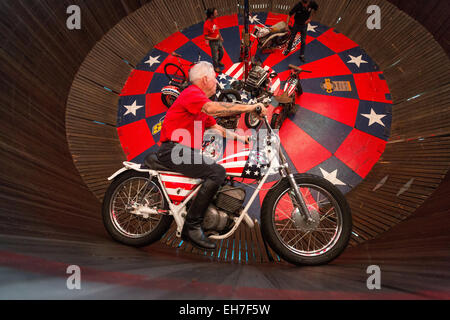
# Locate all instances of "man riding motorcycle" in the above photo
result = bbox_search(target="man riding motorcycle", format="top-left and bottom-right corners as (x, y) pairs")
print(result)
(155, 61), (267, 250)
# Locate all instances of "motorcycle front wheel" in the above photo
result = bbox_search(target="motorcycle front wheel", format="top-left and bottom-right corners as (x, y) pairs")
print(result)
(102, 171), (173, 247)
(260, 173), (352, 266)
(245, 112), (262, 129)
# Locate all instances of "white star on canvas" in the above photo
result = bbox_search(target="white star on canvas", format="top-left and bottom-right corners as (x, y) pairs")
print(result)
(319, 168), (346, 186)
(249, 15), (260, 24)
(218, 73), (228, 81)
(254, 171), (260, 176)
(123, 100), (144, 116)
(145, 55), (161, 67)
(218, 82), (226, 90)
(307, 24), (318, 32)
(246, 169), (252, 175)
(347, 55), (368, 68)
(361, 108), (386, 127)
(241, 92), (248, 100)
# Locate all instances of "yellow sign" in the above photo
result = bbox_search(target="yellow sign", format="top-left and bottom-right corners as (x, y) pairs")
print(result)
(321, 79), (352, 93)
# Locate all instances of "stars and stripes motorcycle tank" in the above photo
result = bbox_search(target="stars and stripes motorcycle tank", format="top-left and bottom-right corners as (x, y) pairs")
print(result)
(217, 150), (270, 179)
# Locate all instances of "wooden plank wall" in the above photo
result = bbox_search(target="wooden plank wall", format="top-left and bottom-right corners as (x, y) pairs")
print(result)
(1, 0), (449, 263)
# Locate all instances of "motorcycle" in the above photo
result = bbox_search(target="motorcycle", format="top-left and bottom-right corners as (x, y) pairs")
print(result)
(270, 64), (311, 129)
(102, 107), (352, 266)
(253, 21), (291, 53)
(233, 60), (309, 130)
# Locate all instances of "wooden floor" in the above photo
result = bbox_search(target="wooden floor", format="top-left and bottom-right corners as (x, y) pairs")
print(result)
(0, 172), (448, 299)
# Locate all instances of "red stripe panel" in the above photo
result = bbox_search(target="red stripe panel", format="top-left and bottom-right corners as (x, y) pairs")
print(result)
(162, 181), (199, 191)
(120, 70), (154, 96)
(259, 181), (277, 207)
(155, 32), (190, 53)
(297, 54), (352, 79)
(146, 93), (168, 117)
(118, 120), (156, 160)
(225, 167), (244, 174)
(279, 119), (332, 172)
(295, 92), (360, 127)
(168, 195), (188, 203)
(334, 128), (387, 178)
(316, 28), (358, 53)
(216, 14), (239, 29)
(354, 72), (393, 104)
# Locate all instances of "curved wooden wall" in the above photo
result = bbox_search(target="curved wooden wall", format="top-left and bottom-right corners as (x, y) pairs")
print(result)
(1, 1), (449, 263)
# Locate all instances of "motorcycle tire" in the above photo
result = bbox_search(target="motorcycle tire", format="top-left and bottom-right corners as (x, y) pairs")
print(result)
(164, 63), (187, 83)
(161, 92), (178, 108)
(245, 112), (262, 129)
(260, 173), (352, 266)
(217, 89), (242, 103)
(102, 170), (173, 247)
(270, 113), (282, 129)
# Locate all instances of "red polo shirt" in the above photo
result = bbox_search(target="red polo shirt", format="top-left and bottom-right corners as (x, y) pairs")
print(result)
(204, 18), (220, 40)
(160, 85), (216, 150)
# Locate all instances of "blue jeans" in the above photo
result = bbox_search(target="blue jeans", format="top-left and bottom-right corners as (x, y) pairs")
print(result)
(286, 24), (307, 56)
(210, 40), (224, 68)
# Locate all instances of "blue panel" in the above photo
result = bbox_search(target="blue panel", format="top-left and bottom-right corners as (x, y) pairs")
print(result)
(136, 49), (169, 72)
(301, 74), (359, 99)
(117, 94), (146, 127)
(146, 72), (170, 94)
(354, 100), (392, 141)
(291, 107), (353, 154)
(220, 26), (242, 63)
(181, 22), (204, 40)
(338, 47), (380, 74)
(175, 41), (213, 63)
(306, 156), (364, 194)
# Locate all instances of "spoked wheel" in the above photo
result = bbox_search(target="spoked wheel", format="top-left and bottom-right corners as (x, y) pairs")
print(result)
(245, 112), (262, 129)
(102, 171), (173, 247)
(261, 173), (352, 265)
(164, 63), (187, 83)
(217, 89), (241, 103)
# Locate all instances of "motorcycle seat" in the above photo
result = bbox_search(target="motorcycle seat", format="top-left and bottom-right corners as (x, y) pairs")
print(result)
(144, 153), (173, 172)
(270, 21), (288, 34)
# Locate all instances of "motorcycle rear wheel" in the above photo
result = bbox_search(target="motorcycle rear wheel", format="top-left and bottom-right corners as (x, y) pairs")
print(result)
(102, 171), (173, 247)
(260, 173), (352, 266)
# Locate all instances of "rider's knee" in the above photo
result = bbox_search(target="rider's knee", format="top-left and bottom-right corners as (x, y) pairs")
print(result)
(210, 164), (226, 185)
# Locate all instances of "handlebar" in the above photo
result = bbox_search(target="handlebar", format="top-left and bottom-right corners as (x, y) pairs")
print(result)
(288, 64), (312, 73)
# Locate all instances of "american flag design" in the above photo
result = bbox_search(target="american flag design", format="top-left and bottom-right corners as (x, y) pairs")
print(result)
(159, 172), (202, 204)
(217, 149), (270, 179)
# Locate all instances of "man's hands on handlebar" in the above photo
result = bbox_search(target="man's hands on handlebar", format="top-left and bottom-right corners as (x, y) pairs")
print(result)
(252, 103), (267, 119)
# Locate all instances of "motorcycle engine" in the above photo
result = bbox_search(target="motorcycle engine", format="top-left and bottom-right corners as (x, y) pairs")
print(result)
(202, 185), (246, 232)
(244, 65), (269, 93)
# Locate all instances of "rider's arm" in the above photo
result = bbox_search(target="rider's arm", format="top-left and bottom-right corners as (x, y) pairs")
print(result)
(208, 124), (249, 143)
(202, 101), (266, 118)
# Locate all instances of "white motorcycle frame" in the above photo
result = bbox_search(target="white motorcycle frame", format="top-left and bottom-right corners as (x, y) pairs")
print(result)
(108, 134), (284, 240)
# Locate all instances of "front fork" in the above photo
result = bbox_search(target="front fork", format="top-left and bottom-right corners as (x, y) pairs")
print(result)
(278, 151), (313, 222)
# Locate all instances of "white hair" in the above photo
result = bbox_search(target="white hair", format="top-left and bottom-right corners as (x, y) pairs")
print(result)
(189, 61), (215, 83)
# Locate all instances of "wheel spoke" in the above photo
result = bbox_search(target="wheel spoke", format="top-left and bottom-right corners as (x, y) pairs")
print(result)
(272, 183), (343, 256)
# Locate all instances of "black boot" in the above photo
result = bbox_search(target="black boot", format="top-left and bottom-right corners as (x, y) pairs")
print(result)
(181, 179), (219, 250)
